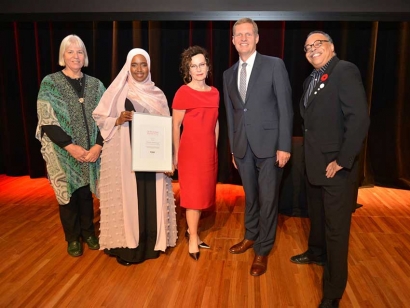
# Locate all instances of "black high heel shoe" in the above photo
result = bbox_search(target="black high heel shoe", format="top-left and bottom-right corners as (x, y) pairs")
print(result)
(189, 251), (200, 260)
(188, 235), (200, 261)
(199, 241), (210, 249)
(185, 230), (210, 249)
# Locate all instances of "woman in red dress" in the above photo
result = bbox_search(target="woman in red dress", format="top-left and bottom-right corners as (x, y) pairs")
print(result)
(172, 46), (219, 260)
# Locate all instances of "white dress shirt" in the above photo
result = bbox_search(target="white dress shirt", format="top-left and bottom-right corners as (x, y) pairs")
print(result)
(237, 50), (257, 91)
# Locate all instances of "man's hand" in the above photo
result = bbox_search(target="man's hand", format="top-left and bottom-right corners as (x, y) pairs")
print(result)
(326, 160), (343, 178)
(232, 154), (238, 169)
(276, 150), (291, 168)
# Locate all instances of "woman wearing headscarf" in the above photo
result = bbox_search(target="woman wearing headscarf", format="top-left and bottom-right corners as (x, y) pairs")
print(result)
(93, 48), (177, 266)
(36, 34), (105, 257)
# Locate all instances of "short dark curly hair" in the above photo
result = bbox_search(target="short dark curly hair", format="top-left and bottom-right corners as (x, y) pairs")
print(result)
(180, 45), (212, 84)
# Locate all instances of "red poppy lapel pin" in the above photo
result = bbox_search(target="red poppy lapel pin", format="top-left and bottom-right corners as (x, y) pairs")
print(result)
(313, 74), (329, 95)
(321, 74), (328, 82)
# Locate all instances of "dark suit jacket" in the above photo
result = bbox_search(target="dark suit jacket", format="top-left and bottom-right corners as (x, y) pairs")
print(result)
(223, 52), (293, 159)
(300, 57), (370, 186)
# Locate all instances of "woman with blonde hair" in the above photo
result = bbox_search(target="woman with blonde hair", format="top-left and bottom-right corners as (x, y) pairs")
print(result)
(36, 34), (105, 257)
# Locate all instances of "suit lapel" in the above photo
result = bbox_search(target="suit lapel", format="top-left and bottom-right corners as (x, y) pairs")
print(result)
(228, 61), (243, 104)
(244, 52), (262, 104)
(305, 57), (340, 109)
(300, 77), (311, 118)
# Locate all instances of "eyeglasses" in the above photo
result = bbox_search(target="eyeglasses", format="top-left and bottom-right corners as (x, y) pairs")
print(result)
(304, 40), (329, 53)
(190, 63), (207, 70)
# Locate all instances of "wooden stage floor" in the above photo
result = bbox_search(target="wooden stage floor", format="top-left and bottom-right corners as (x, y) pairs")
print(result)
(0, 175), (410, 307)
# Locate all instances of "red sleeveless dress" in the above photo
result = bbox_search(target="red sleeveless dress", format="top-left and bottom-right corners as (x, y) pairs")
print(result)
(172, 85), (219, 209)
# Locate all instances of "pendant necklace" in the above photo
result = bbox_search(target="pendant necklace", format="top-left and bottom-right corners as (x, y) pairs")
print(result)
(77, 76), (84, 103)
(77, 77), (84, 103)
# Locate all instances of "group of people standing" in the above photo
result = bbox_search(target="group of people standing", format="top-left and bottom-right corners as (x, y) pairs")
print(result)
(36, 17), (369, 308)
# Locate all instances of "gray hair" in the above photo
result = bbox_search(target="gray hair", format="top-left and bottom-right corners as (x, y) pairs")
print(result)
(58, 34), (89, 67)
(306, 31), (333, 44)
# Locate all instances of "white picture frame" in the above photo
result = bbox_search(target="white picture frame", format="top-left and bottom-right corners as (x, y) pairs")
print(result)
(131, 112), (173, 172)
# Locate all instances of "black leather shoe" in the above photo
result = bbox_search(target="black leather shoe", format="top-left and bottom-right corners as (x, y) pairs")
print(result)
(67, 241), (83, 257)
(290, 251), (325, 266)
(84, 235), (100, 250)
(319, 298), (340, 308)
(116, 256), (132, 266)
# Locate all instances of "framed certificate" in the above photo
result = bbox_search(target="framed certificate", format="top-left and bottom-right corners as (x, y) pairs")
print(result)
(131, 112), (173, 172)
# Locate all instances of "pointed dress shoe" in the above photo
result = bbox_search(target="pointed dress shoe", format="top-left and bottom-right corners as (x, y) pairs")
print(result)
(84, 235), (100, 250)
(189, 251), (200, 261)
(67, 241), (83, 257)
(199, 241), (210, 249)
(229, 239), (255, 254)
(290, 251), (326, 266)
(187, 234), (200, 261)
(185, 230), (210, 249)
(250, 255), (268, 276)
(319, 298), (340, 308)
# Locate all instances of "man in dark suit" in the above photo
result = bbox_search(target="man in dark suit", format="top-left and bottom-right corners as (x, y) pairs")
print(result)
(223, 18), (293, 276)
(290, 31), (370, 308)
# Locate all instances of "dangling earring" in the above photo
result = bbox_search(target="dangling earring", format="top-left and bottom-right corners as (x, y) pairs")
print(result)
(189, 75), (192, 82)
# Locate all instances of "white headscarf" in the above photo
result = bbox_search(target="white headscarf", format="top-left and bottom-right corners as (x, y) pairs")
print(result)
(93, 48), (169, 121)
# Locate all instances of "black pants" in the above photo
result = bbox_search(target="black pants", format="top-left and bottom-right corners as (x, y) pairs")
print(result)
(306, 178), (356, 299)
(59, 185), (96, 242)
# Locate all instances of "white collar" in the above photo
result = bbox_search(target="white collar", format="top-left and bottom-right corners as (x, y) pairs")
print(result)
(239, 50), (257, 67)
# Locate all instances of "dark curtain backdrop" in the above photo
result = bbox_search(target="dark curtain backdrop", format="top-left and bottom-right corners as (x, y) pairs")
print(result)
(0, 21), (409, 189)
